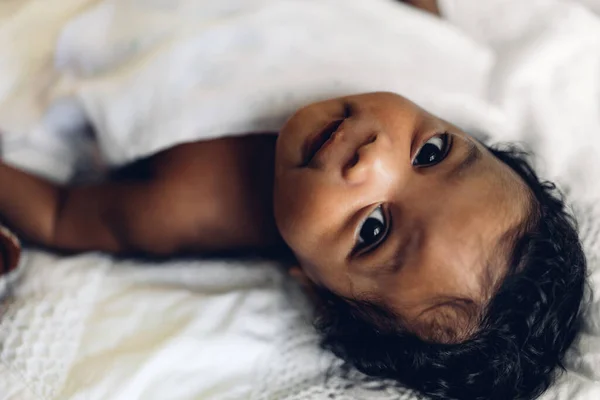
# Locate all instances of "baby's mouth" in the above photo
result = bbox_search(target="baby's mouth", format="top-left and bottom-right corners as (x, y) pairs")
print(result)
(302, 119), (344, 167)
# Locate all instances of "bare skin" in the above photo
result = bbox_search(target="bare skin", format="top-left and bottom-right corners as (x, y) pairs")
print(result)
(0, 91), (531, 339)
(402, 0), (441, 16)
(273, 93), (531, 337)
(0, 135), (281, 256)
(0, 225), (20, 275)
(0, 0), (440, 281)
(1, 1), (536, 341)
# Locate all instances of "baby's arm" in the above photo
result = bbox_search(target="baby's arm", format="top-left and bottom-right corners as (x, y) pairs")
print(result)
(0, 135), (279, 256)
(0, 162), (187, 254)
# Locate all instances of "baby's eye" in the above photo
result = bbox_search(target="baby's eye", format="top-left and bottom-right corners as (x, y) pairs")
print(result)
(355, 205), (388, 253)
(412, 133), (451, 167)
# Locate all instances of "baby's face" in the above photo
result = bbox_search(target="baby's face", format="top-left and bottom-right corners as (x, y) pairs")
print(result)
(273, 92), (531, 327)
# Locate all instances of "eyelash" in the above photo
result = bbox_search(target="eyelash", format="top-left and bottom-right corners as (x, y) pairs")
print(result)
(354, 205), (391, 255)
(352, 133), (451, 255)
(412, 132), (453, 167)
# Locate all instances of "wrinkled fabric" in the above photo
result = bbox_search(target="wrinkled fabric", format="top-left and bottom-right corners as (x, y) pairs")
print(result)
(1, 0), (600, 399)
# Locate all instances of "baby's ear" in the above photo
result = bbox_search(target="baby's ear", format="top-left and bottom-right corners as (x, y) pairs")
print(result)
(289, 266), (310, 285)
(288, 266), (320, 303)
(413, 300), (481, 344)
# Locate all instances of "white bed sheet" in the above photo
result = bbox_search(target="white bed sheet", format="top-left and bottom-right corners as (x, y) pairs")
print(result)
(1, 1), (600, 399)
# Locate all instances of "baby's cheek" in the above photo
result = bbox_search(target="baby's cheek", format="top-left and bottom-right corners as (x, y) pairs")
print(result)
(274, 173), (320, 244)
(275, 200), (318, 256)
(276, 191), (340, 258)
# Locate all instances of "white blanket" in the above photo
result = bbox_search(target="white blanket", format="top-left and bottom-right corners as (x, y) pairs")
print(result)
(1, 0), (600, 399)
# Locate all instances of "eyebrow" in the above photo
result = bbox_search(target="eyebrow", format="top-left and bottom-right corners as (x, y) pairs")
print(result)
(447, 140), (482, 180)
(377, 229), (419, 275)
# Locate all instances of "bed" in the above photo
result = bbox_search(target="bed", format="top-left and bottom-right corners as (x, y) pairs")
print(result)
(1, 0), (600, 399)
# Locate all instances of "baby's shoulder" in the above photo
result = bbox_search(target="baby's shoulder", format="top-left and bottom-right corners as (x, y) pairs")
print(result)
(154, 133), (277, 180)
(142, 133), (280, 250)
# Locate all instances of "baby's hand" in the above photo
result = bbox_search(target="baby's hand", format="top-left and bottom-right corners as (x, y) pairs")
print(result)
(401, 0), (440, 16)
(0, 224), (20, 275)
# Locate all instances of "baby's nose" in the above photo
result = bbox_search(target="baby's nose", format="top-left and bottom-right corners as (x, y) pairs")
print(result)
(343, 134), (395, 188)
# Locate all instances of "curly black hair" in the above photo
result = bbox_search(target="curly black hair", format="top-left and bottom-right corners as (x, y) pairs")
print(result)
(314, 144), (588, 400)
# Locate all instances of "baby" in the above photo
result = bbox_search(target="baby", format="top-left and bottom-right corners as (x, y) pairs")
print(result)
(0, 91), (587, 400)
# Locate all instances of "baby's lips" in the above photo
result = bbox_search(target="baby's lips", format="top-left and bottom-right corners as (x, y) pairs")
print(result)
(0, 225), (21, 275)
